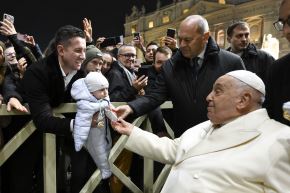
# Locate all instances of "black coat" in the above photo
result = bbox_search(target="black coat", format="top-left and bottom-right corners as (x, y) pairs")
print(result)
(19, 51), (85, 135)
(265, 53), (290, 126)
(128, 37), (245, 137)
(106, 61), (138, 102)
(228, 43), (274, 83)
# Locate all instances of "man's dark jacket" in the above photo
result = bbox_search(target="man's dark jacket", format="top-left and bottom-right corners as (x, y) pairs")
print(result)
(106, 61), (138, 102)
(265, 53), (290, 126)
(128, 37), (245, 137)
(19, 51), (85, 135)
(228, 43), (274, 83)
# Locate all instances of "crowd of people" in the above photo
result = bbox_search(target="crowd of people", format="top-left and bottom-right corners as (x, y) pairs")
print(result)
(0, 0), (290, 192)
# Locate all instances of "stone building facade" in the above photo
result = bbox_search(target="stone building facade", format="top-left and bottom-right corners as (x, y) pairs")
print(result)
(124, 0), (289, 57)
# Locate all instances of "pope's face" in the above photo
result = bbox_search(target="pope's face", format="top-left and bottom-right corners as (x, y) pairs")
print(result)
(206, 75), (241, 125)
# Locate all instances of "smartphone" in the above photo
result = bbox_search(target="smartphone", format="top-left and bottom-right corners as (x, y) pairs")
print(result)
(100, 36), (123, 48)
(100, 37), (116, 48)
(167, 28), (176, 38)
(133, 32), (140, 41)
(3, 13), (14, 24)
(115, 35), (123, 45)
(136, 66), (149, 77)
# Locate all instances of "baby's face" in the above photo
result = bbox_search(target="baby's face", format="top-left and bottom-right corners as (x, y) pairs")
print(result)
(92, 88), (108, 99)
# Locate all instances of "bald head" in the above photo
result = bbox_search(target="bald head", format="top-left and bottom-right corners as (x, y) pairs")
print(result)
(181, 15), (209, 34)
(178, 15), (210, 59)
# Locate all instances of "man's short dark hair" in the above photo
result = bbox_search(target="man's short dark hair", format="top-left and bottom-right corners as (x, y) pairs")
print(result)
(146, 41), (159, 49)
(226, 21), (249, 37)
(54, 25), (85, 48)
(153, 46), (172, 62)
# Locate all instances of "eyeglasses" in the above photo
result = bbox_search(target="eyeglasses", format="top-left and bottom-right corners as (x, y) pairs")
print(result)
(273, 17), (290, 31)
(119, 53), (136, 58)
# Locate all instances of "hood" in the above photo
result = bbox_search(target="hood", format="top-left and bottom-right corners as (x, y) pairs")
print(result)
(71, 78), (97, 102)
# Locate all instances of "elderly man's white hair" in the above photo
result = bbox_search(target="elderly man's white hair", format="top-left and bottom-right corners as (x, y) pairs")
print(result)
(183, 15), (209, 34)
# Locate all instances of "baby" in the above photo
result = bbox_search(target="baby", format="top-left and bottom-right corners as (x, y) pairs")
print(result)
(71, 71), (117, 179)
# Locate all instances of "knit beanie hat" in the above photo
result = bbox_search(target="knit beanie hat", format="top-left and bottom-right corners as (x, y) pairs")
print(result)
(84, 71), (109, 92)
(82, 45), (103, 67)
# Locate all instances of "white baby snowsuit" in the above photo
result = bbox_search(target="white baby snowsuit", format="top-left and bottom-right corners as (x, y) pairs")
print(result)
(71, 78), (112, 179)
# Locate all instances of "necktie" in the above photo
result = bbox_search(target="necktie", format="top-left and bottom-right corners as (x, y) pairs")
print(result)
(191, 57), (200, 77)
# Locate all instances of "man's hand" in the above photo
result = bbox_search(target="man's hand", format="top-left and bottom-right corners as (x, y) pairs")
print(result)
(163, 36), (178, 50)
(111, 118), (134, 136)
(17, 57), (27, 78)
(132, 75), (148, 91)
(115, 105), (133, 119)
(132, 35), (145, 53)
(23, 35), (36, 46)
(0, 19), (17, 36)
(83, 18), (93, 43)
(7, 97), (28, 113)
(95, 37), (105, 49)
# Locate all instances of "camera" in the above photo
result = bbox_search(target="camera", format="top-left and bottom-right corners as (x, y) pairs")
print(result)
(167, 28), (176, 38)
(100, 35), (123, 48)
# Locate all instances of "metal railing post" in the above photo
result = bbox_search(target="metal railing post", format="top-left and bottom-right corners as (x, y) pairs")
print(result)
(43, 133), (57, 193)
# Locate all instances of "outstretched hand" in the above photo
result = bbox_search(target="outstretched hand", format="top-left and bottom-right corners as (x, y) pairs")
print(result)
(114, 105), (133, 119)
(7, 97), (28, 113)
(111, 118), (134, 136)
(83, 18), (93, 43)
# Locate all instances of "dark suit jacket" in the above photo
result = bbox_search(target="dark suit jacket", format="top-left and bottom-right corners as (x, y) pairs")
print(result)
(265, 53), (290, 126)
(128, 37), (245, 137)
(19, 51), (85, 135)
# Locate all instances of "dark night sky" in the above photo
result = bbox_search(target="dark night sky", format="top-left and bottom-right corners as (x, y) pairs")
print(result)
(1, 0), (172, 50)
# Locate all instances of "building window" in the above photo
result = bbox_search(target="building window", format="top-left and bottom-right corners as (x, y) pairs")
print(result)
(131, 25), (137, 34)
(183, 9), (189, 14)
(162, 16), (170, 24)
(218, 0), (226, 4)
(148, 21), (154, 28)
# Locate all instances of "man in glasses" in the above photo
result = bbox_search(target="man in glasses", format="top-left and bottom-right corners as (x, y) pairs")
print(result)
(265, 0), (290, 126)
(106, 44), (148, 102)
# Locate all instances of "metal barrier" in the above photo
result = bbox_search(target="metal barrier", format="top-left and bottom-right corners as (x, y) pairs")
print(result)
(0, 101), (173, 193)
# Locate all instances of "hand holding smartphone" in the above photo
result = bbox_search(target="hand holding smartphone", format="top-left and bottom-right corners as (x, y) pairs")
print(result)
(165, 28), (177, 47)
(133, 32), (140, 41)
(3, 13), (14, 24)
